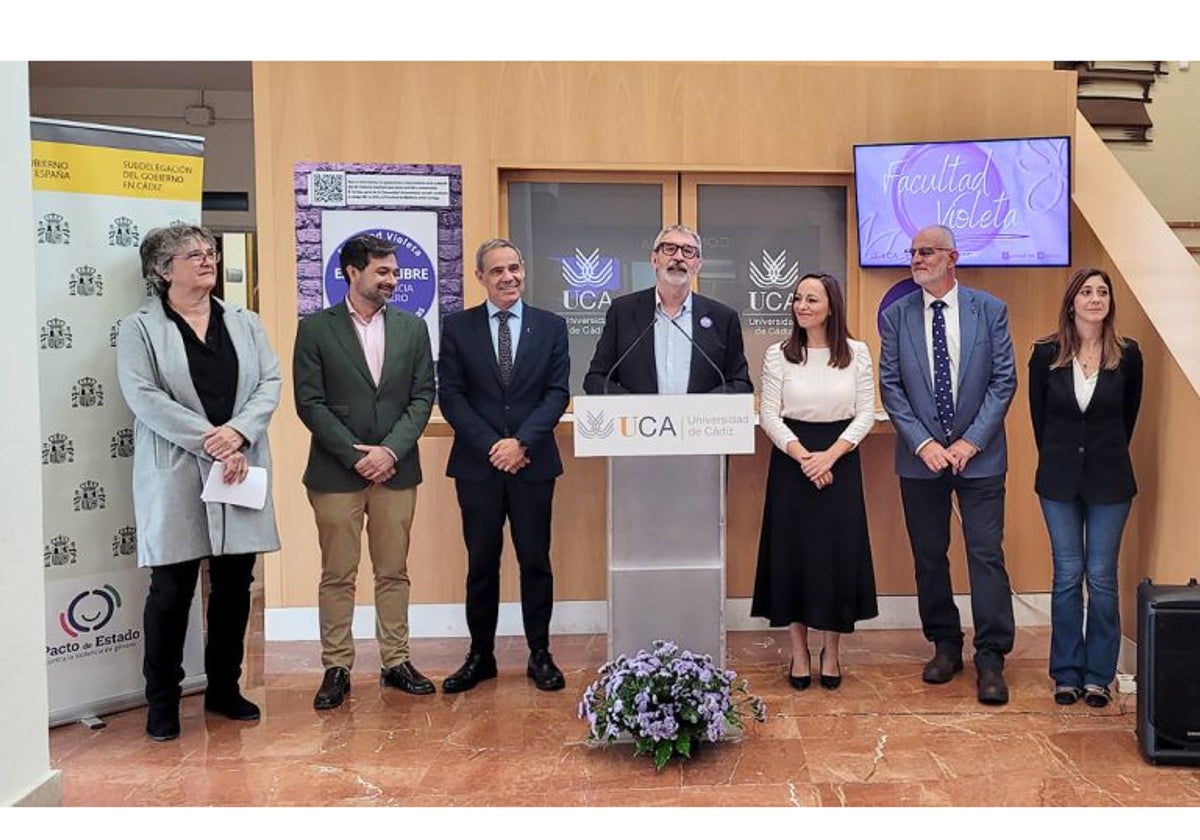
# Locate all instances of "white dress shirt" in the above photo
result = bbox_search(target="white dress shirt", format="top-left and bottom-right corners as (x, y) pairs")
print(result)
(1073, 358), (1099, 412)
(759, 339), (876, 451)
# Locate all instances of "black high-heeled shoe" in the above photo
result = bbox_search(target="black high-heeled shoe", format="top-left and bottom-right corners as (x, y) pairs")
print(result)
(788, 657), (811, 691)
(819, 648), (842, 690)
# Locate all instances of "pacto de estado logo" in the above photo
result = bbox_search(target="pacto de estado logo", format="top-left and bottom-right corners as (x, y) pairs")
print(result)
(59, 584), (122, 637)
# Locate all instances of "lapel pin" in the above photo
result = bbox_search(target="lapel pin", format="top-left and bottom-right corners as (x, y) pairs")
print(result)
(699, 316), (713, 329)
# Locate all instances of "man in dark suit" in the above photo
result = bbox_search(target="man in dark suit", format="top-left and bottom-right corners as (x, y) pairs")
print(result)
(294, 234), (436, 710)
(878, 224), (1018, 705)
(582, 224), (752, 395)
(437, 238), (571, 692)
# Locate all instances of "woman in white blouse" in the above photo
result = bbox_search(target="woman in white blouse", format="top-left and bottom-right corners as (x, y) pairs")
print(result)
(1028, 268), (1142, 709)
(751, 273), (878, 691)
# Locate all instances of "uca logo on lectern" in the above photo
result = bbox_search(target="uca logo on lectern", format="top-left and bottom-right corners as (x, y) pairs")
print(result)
(578, 410), (679, 439)
(576, 411), (616, 439)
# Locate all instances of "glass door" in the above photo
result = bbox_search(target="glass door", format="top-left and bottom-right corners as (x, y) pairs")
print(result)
(503, 171), (677, 395)
(681, 174), (852, 393)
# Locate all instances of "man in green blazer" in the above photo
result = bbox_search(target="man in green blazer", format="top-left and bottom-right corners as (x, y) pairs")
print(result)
(294, 234), (436, 710)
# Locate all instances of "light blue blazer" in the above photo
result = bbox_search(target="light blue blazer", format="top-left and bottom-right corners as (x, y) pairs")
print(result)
(878, 284), (1016, 480)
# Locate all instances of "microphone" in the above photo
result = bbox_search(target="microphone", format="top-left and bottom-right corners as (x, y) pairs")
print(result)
(666, 312), (727, 393)
(603, 314), (658, 394)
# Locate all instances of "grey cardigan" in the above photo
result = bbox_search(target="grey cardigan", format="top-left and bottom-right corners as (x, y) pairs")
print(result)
(116, 296), (282, 567)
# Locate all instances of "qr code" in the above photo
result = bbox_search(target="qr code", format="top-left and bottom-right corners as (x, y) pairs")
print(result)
(309, 171), (346, 207)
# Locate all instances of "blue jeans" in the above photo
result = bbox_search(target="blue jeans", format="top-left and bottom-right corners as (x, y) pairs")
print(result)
(1038, 496), (1131, 688)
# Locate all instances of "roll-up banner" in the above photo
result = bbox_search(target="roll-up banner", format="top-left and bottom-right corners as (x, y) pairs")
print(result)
(32, 119), (207, 726)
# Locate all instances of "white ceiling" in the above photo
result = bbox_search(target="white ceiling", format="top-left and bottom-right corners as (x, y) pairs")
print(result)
(29, 61), (251, 91)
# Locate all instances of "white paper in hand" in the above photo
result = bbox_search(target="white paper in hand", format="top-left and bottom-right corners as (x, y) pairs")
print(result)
(201, 462), (268, 510)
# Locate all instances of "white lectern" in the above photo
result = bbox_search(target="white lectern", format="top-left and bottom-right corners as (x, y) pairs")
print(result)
(573, 393), (755, 667)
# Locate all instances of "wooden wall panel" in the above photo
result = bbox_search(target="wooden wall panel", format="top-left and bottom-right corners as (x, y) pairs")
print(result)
(253, 62), (1078, 609)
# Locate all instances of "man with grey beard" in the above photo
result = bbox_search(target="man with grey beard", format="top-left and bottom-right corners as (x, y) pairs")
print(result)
(583, 224), (752, 395)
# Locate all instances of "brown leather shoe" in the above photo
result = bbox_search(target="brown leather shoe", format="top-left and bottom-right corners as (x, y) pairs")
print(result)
(922, 649), (964, 684)
(380, 661), (435, 695)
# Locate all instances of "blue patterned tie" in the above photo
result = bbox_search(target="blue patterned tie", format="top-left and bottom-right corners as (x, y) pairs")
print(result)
(497, 310), (513, 387)
(931, 300), (955, 438)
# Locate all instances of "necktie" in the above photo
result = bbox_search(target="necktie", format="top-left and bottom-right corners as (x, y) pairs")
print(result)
(497, 310), (513, 387)
(931, 300), (955, 438)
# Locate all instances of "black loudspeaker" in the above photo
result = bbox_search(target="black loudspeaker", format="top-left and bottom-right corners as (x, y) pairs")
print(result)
(1137, 578), (1200, 766)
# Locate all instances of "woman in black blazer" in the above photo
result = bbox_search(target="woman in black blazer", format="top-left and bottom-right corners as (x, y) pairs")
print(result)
(1028, 268), (1142, 709)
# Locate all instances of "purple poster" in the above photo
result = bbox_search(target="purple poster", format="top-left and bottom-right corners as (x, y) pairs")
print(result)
(854, 137), (1070, 268)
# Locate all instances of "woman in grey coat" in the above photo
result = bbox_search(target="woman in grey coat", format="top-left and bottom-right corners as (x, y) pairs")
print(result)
(117, 224), (281, 741)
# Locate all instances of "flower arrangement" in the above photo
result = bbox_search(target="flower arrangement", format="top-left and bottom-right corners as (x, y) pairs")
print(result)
(577, 639), (767, 770)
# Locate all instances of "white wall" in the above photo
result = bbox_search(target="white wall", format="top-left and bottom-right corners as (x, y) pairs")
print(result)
(0, 60), (57, 806)
(29, 85), (256, 232)
(1108, 61), (1200, 222)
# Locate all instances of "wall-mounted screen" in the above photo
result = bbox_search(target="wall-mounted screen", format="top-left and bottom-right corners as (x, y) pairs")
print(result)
(854, 136), (1070, 268)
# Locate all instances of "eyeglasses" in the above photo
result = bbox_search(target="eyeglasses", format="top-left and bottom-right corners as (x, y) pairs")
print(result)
(174, 248), (220, 264)
(655, 241), (700, 259)
(906, 247), (953, 259)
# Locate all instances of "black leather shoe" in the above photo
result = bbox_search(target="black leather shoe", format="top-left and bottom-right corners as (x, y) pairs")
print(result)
(442, 652), (498, 694)
(146, 702), (180, 741)
(381, 661), (435, 695)
(977, 666), (1009, 705)
(1054, 685), (1083, 706)
(205, 691), (261, 721)
(922, 649), (964, 684)
(819, 648), (842, 691)
(527, 649), (566, 691)
(313, 666), (351, 710)
(787, 657), (811, 691)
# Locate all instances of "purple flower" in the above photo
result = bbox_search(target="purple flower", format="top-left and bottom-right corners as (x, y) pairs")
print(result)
(578, 639), (765, 762)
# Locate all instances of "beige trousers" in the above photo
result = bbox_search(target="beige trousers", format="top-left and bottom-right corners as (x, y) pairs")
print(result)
(307, 485), (417, 670)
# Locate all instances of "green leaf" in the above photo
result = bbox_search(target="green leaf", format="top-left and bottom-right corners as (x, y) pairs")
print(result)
(654, 741), (673, 771)
(677, 733), (692, 758)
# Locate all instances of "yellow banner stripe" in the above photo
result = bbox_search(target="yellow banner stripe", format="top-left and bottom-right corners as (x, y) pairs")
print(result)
(31, 140), (204, 201)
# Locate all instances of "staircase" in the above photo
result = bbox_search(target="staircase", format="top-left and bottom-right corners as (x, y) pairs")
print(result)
(1168, 222), (1200, 266)
(1056, 61), (1168, 143)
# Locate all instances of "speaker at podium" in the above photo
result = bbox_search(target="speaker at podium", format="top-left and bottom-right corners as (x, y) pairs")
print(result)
(1137, 578), (1200, 766)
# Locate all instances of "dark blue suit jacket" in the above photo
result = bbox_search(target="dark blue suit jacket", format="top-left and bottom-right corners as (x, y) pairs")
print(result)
(879, 284), (1016, 479)
(438, 302), (570, 483)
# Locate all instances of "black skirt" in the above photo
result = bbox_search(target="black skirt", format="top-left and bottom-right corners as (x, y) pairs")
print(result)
(750, 418), (878, 633)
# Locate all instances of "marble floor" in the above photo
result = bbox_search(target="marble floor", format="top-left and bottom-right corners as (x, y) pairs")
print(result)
(47, 615), (1200, 808)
